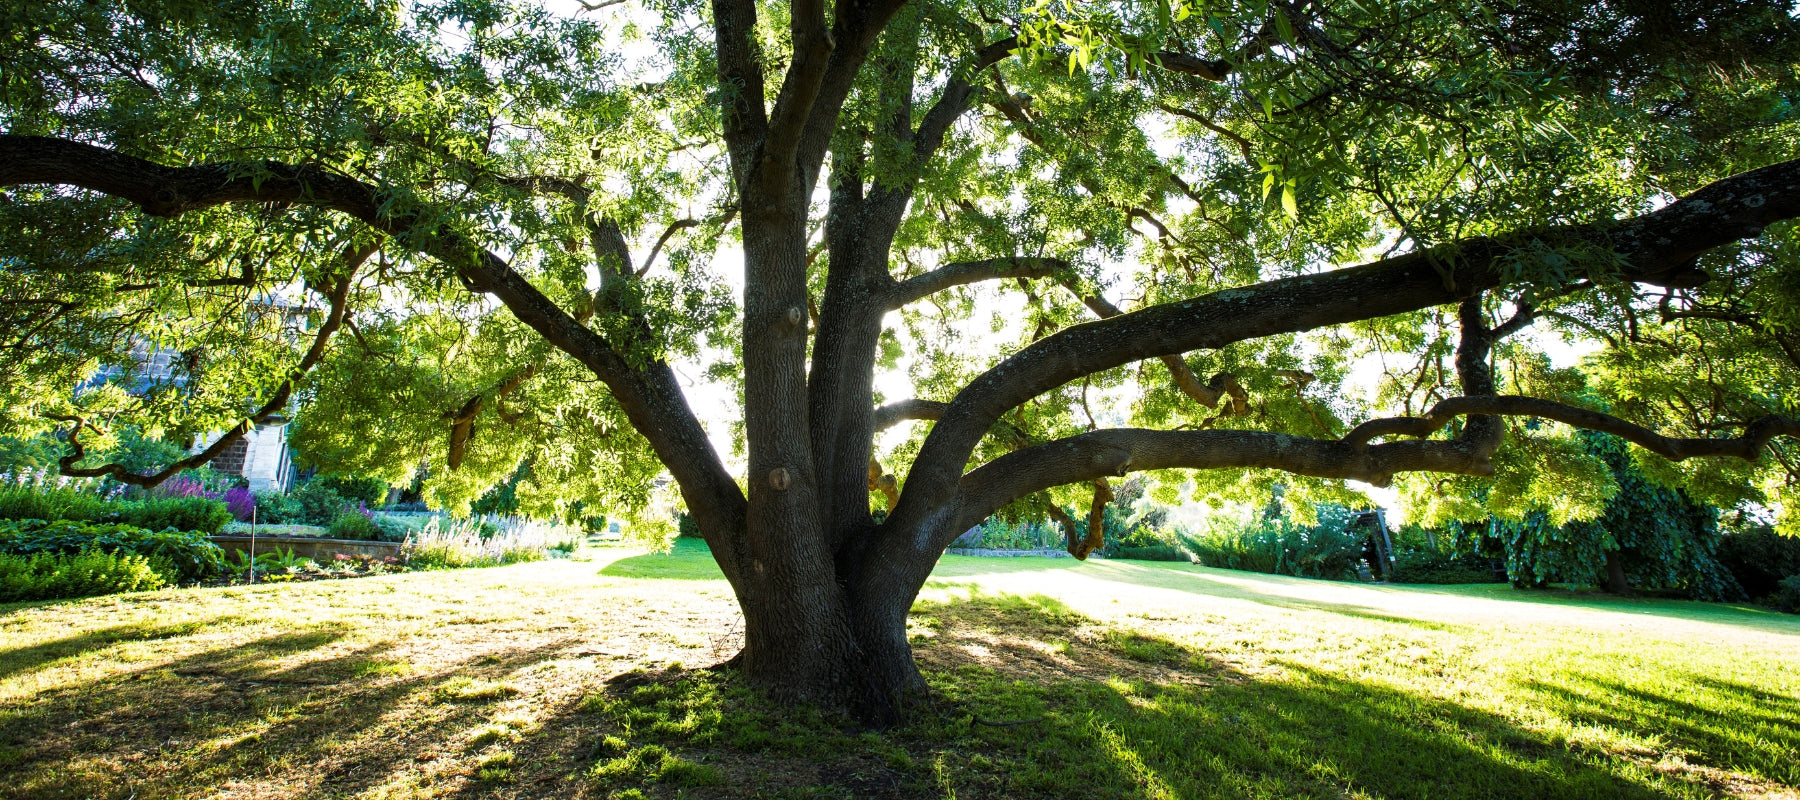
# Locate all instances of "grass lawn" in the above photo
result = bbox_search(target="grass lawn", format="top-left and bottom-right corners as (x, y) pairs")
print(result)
(2, 539), (1796, 799)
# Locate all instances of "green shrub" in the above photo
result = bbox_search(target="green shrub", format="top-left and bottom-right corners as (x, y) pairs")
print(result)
(0, 486), (230, 534)
(373, 516), (411, 542)
(119, 495), (232, 534)
(317, 474), (388, 506)
(0, 485), (111, 523)
(0, 519), (225, 582)
(499, 546), (544, 564)
(1392, 549), (1505, 584)
(327, 512), (384, 541)
(289, 481), (349, 526)
(1716, 525), (1800, 601)
(0, 550), (167, 603)
(1112, 545), (1192, 562)
(1179, 505), (1365, 580)
(251, 490), (305, 524)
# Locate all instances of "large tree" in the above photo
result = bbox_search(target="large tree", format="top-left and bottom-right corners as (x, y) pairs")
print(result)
(4, 0), (1800, 719)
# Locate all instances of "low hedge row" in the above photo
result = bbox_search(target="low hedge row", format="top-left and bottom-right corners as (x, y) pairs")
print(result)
(0, 518), (225, 582)
(0, 487), (233, 534)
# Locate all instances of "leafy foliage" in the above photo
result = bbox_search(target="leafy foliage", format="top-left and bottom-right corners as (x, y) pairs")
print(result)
(249, 490), (305, 525)
(1388, 524), (1505, 585)
(1715, 523), (1800, 604)
(0, 549), (167, 602)
(0, 518), (224, 582)
(1474, 434), (1743, 600)
(325, 510), (388, 542)
(1179, 503), (1365, 580)
(0, 485), (231, 534)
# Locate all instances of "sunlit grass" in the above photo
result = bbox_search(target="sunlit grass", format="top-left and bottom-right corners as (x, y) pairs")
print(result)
(1, 539), (1795, 798)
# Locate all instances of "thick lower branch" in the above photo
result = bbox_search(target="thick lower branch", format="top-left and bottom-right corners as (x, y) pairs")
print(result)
(950, 402), (1800, 540)
(890, 156), (1800, 538)
(872, 398), (948, 431)
(2, 135), (749, 553)
(950, 428), (1497, 535)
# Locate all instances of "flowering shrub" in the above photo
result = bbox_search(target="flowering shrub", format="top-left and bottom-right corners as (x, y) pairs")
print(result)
(224, 487), (256, 522)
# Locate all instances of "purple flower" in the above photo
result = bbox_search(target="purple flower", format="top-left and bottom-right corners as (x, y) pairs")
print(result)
(225, 486), (255, 521)
(156, 474), (222, 501)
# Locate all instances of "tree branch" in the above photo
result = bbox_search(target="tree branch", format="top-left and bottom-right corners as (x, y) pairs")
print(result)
(950, 428), (1496, 535)
(1158, 104), (1255, 164)
(637, 219), (700, 278)
(908, 37), (1019, 166)
(872, 398), (949, 431)
(710, 0), (769, 172)
(1150, 15), (1280, 82)
(49, 242), (371, 487)
(886, 154), (1800, 538)
(891, 257), (1068, 307)
(950, 398), (1800, 540)
(1343, 395), (1800, 461)
(1, 135), (750, 557)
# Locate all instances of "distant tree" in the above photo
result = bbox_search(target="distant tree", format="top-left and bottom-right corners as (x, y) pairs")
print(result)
(4, 0), (1800, 720)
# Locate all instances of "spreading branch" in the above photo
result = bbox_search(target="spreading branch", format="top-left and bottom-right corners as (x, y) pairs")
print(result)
(891, 257), (1067, 307)
(1, 134), (750, 556)
(950, 398), (1800, 537)
(872, 398), (949, 431)
(885, 154), (1800, 538)
(1344, 395), (1800, 461)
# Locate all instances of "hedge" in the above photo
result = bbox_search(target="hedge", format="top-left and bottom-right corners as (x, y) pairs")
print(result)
(0, 519), (225, 582)
(0, 486), (232, 534)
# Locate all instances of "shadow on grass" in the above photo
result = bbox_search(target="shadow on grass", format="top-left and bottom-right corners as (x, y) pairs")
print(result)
(1524, 672), (1800, 787)
(6, 582), (1789, 799)
(546, 592), (1769, 800)
(0, 622), (593, 800)
(965, 557), (1800, 638)
(905, 592), (1676, 800)
(0, 616), (244, 683)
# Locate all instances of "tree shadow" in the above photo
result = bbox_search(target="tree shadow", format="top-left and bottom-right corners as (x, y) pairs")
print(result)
(0, 623), (590, 800)
(0, 615), (244, 682)
(903, 592), (1746, 800)
(1522, 672), (1800, 788)
(986, 558), (1800, 638)
(6, 580), (1790, 799)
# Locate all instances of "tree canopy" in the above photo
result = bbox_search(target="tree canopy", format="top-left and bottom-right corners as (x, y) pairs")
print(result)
(4, 0), (1800, 715)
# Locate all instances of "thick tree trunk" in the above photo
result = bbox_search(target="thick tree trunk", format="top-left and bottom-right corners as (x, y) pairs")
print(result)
(731, 563), (926, 726)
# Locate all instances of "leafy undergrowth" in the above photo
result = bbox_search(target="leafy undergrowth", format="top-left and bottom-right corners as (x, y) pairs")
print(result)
(0, 541), (1796, 799)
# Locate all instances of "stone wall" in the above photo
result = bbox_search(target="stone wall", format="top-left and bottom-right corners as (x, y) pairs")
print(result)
(211, 535), (402, 562)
